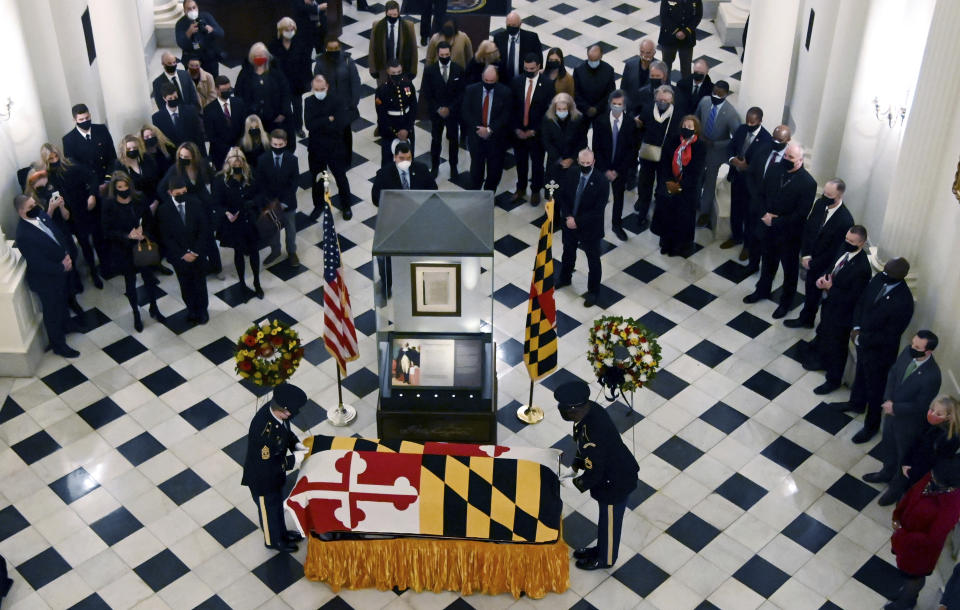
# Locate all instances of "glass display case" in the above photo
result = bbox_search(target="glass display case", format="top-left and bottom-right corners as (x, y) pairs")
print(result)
(371, 190), (496, 442)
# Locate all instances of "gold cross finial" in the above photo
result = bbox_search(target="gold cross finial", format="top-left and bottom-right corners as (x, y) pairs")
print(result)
(545, 180), (559, 199)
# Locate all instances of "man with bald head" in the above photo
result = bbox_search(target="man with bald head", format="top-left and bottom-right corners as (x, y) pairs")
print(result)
(493, 11), (542, 83)
(743, 142), (817, 319)
(620, 39), (658, 105)
(152, 51), (200, 110)
(574, 45), (617, 128)
(462, 65), (512, 191)
(742, 124), (792, 267)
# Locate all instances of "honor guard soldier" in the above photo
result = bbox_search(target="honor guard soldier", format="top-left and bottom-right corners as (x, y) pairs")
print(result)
(555, 380), (639, 570)
(241, 383), (308, 552)
(375, 59), (418, 166)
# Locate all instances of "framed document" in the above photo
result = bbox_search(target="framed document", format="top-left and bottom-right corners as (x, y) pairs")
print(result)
(411, 263), (461, 316)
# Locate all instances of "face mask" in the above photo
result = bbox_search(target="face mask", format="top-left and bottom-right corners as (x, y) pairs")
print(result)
(396, 160), (412, 171)
(115, 188), (130, 198)
(442, 26), (455, 37)
(49, 161), (61, 169)
(611, 103), (623, 115)
(771, 140), (787, 152)
(164, 64), (177, 75)
(587, 60), (601, 69)
(692, 72), (706, 82)
(780, 156), (795, 170)
(390, 73), (403, 82)
(881, 271), (901, 284)
(438, 56), (451, 65)
(747, 124), (760, 133)
(843, 241), (859, 253)
(272, 146), (285, 154)
(219, 88), (232, 99)
(253, 57), (268, 67)
(655, 101), (670, 113)
(232, 166), (243, 175)
(909, 347), (926, 359)
(680, 127), (695, 139)
(248, 127), (261, 137)
(144, 136), (158, 148)
(26, 206), (42, 219)
(579, 164), (592, 174)
(126, 149), (139, 159)
(524, 70), (537, 80)
(179, 157), (191, 168)
(188, 68), (200, 79)
(167, 97), (181, 108)
(386, 15), (398, 24)
(506, 25), (520, 35)
(314, 90), (327, 100)
(171, 195), (182, 205)
(283, 30), (295, 40)
(77, 119), (92, 131)
(928, 411), (948, 426)
(821, 196), (835, 207)
(326, 50), (340, 59)
(556, 110), (568, 120)
(482, 82), (495, 91)
(546, 61), (560, 71)
(711, 95), (724, 105)
(648, 77), (662, 88)
(186, 9), (199, 20)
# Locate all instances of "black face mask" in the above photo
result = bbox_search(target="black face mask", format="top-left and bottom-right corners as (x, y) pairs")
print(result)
(579, 164), (592, 174)
(77, 119), (92, 131)
(692, 72), (706, 82)
(115, 188), (130, 199)
(390, 73), (403, 82)
(49, 160), (61, 170)
(438, 56), (451, 65)
(680, 127), (695, 139)
(248, 128), (261, 137)
(746, 124), (761, 133)
(843, 241), (859, 253)
(546, 61), (561, 71)
(164, 65), (177, 75)
(881, 272), (901, 285)
(219, 88), (232, 99)
(771, 140), (787, 152)
(126, 150), (139, 159)
(441, 26), (455, 37)
(711, 95), (724, 105)
(179, 158), (191, 168)
(144, 136), (158, 148)
(524, 70), (537, 80)
(505, 25), (520, 36)
(26, 206), (42, 219)
(648, 77), (662, 88)
(655, 101), (670, 113)
(909, 347), (926, 359)
(780, 156), (795, 170)
(167, 97), (181, 108)
(272, 146), (285, 154)
(482, 82), (495, 91)
(232, 166), (244, 175)
(820, 196), (835, 207)
(386, 15), (398, 24)
(326, 50), (340, 59)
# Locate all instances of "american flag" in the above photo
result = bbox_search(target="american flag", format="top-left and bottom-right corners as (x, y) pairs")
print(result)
(322, 194), (359, 373)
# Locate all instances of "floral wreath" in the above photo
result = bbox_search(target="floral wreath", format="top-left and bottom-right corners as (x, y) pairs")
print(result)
(235, 319), (305, 387)
(587, 315), (662, 395)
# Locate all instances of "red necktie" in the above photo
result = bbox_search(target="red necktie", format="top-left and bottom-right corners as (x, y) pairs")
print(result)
(224, 101), (231, 119)
(481, 91), (490, 127)
(523, 79), (533, 126)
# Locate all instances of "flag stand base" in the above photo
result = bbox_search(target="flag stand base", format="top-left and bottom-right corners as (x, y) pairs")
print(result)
(327, 403), (357, 426)
(516, 404), (544, 424)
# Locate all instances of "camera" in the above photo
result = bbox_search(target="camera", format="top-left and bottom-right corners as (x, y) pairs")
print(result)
(195, 18), (207, 31)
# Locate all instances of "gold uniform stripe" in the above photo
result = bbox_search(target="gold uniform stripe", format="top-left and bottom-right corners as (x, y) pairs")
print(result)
(607, 504), (614, 566)
(259, 496), (271, 546)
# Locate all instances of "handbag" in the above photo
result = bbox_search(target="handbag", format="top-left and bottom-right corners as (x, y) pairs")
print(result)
(639, 142), (662, 162)
(132, 238), (161, 267)
(256, 205), (282, 249)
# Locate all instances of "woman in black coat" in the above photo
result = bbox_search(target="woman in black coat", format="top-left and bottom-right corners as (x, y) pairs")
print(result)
(541, 92), (588, 184)
(651, 114), (706, 257)
(140, 124), (177, 178)
(159, 142), (220, 276)
(113, 135), (161, 206)
(234, 42), (294, 145)
(101, 171), (165, 332)
(304, 74), (352, 220)
(659, 0), (702, 81)
(894, 396), (960, 499)
(212, 148), (263, 300)
(268, 18), (313, 139)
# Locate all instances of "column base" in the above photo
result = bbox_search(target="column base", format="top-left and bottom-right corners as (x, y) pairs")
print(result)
(702, 0), (729, 21)
(0, 326), (45, 378)
(716, 3), (750, 47)
(0, 261), (46, 378)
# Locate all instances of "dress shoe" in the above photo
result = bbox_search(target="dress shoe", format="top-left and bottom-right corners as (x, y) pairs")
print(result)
(133, 312), (144, 333)
(877, 488), (902, 506)
(771, 305), (789, 319)
(696, 213), (710, 227)
(801, 358), (824, 371)
(287, 254), (300, 267)
(343, 207), (353, 220)
(742, 291), (766, 304)
(742, 263), (760, 275)
(784, 317), (814, 328)
(263, 250), (280, 266)
(813, 381), (840, 395)
(738, 248), (750, 261)
(198, 311), (210, 325)
(675, 243), (697, 257)
(0, 575), (12, 599)
(157, 263), (174, 275)
(583, 293), (598, 307)
(555, 277), (571, 289)
(308, 207), (321, 220)
(530, 192), (540, 205)
(510, 190), (526, 203)
(862, 471), (893, 484)
(636, 218), (650, 233)
(573, 546), (598, 560)
(149, 304), (165, 322)
(265, 542), (298, 553)
(53, 345), (81, 358)
(91, 274), (104, 289)
(828, 401), (863, 414)
(612, 226), (628, 241)
(719, 239), (740, 249)
(852, 427), (878, 444)
(297, 129), (306, 139)
(68, 298), (84, 315)
(575, 557), (612, 571)
(283, 530), (304, 543)
(254, 285), (265, 299)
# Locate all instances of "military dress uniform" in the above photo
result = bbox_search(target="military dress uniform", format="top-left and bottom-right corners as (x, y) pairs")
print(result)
(375, 75), (418, 166)
(556, 381), (639, 569)
(241, 383), (307, 552)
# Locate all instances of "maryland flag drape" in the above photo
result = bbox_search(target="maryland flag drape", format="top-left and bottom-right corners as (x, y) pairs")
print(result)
(286, 436), (562, 544)
(523, 199), (558, 381)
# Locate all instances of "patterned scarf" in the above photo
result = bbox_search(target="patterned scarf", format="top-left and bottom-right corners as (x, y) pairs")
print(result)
(672, 134), (698, 179)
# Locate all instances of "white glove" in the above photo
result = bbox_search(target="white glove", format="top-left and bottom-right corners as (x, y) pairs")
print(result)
(559, 464), (576, 479)
(295, 442), (308, 452)
(560, 476), (578, 490)
(292, 449), (308, 470)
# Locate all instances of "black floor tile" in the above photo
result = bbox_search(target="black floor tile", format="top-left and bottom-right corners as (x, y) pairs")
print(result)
(782, 513), (836, 553)
(637, 311), (675, 336)
(49, 467), (100, 504)
(493, 191), (527, 212)
(252, 552), (303, 594)
(204, 507), (258, 548)
(743, 370), (791, 400)
(726, 312), (771, 338)
(305, 286), (325, 307)
(180, 399), (229, 431)
(16, 547), (72, 590)
(69, 593), (112, 610)
(733, 555), (790, 598)
(91, 506), (143, 546)
(674, 285), (717, 310)
(193, 595), (233, 610)
(496, 338), (524, 368)
(140, 366), (187, 396)
(803, 402), (853, 435)
(553, 29), (579, 41)
(713, 260), (755, 284)
(161, 308), (198, 334)
(687, 340), (732, 367)
(771, 286), (805, 310)
(493, 283), (529, 309)
(302, 337), (332, 366)
(819, 603), (843, 610)
(214, 283), (251, 308)
(0, 505), (29, 542)
(584, 14), (610, 27)
(222, 437), (247, 466)
(539, 368), (585, 392)
(261, 309), (299, 329)
(826, 474), (879, 511)
(493, 234), (529, 257)
(0, 396), (24, 425)
(292, 398), (328, 431)
(606, 400), (644, 434)
(496, 400), (529, 434)
(72, 308), (111, 333)
(654, 436), (704, 471)
(117, 432), (165, 466)
(198, 337), (237, 365)
(700, 402), (748, 434)
(647, 369), (688, 400)
(134, 549), (190, 592)
(613, 3), (639, 14)
(613, 554), (670, 597)
(783, 339), (809, 364)
(694, 603), (721, 610)
(11, 430), (61, 465)
(320, 597), (356, 610)
(562, 511), (596, 550)
(626, 479), (657, 510)
(665, 512), (721, 552)
(761, 436), (812, 471)
(618, 27), (647, 41)
(354, 309), (377, 336)
(593, 285), (625, 309)
(103, 336), (148, 363)
(159, 469), (211, 505)
(853, 556), (903, 601)
(551, 434), (578, 468)
(341, 367), (379, 398)
(78, 397), (125, 429)
(239, 378), (273, 398)
(715, 473), (767, 510)
(622, 259), (665, 283)
(42, 364), (87, 394)
(268, 257), (310, 281)
(556, 310), (582, 337)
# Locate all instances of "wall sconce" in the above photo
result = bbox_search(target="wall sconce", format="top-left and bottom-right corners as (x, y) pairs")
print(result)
(872, 95), (906, 128)
(0, 97), (11, 122)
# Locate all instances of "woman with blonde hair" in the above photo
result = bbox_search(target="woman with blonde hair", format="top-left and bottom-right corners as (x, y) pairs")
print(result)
(268, 17), (312, 139)
(240, 114), (269, 169)
(139, 123), (177, 176)
(464, 40), (501, 85)
(234, 42), (294, 140)
(541, 92), (587, 183)
(101, 171), (165, 331)
(213, 147), (263, 300)
(113, 134), (161, 204)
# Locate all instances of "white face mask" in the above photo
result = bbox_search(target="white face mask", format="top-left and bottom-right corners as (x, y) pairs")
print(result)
(186, 9), (199, 20)
(314, 90), (327, 100)
(610, 104), (623, 115)
(396, 160), (412, 171)
(283, 29), (295, 40)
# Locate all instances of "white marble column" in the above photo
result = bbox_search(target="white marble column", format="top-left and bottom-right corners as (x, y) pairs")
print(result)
(737, 0), (801, 125)
(89, 0), (154, 138)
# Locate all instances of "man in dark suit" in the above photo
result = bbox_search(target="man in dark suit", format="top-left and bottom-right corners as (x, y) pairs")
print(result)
(152, 52), (201, 110)
(368, 1), (418, 82)
(13, 195), (80, 358)
(375, 60), (418, 167)
(694, 80), (740, 226)
(462, 66), (512, 192)
(721, 107), (770, 252)
(863, 331), (942, 506)
(785, 178), (853, 329)
(593, 89), (636, 241)
(674, 58), (713, 116)
(620, 38), (657, 109)
(420, 41), (465, 178)
(156, 177), (210, 324)
(62, 103), (116, 184)
(241, 383), (307, 553)
(256, 130), (302, 267)
(836, 257), (915, 443)
(799, 225), (872, 395)
(510, 54), (554, 205)
(371, 141), (438, 205)
(314, 38), (363, 162)
(204, 75), (246, 169)
(628, 60), (669, 124)
(556, 149), (610, 307)
(493, 11), (543, 84)
(743, 142), (817, 318)
(573, 45), (617, 129)
(742, 124), (792, 267)
(151, 82), (206, 153)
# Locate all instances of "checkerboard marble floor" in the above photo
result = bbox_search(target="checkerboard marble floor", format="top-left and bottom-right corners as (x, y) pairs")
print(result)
(1, 1), (950, 609)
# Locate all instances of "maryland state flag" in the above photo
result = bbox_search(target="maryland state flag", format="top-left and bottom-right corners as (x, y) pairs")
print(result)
(523, 198), (558, 380)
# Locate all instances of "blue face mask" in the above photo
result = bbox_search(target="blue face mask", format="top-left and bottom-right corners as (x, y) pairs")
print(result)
(556, 110), (569, 120)
(587, 60), (600, 69)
